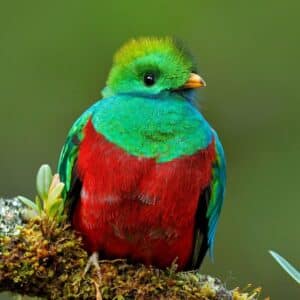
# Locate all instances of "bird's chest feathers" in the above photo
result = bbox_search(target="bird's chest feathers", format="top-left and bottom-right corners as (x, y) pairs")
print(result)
(75, 95), (214, 252)
(76, 120), (215, 250)
(90, 96), (212, 162)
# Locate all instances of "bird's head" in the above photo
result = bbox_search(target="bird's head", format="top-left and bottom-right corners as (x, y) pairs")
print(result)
(104, 37), (206, 99)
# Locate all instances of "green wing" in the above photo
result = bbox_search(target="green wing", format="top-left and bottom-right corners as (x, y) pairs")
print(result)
(190, 130), (226, 269)
(206, 130), (226, 256)
(58, 102), (100, 199)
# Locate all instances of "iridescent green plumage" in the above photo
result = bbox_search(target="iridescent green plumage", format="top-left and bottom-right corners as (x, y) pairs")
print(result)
(106, 37), (193, 96)
(58, 37), (226, 266)
(58, 104), (94, 192)
(91, 94), (212, 162)
(207, 131), (226, 255)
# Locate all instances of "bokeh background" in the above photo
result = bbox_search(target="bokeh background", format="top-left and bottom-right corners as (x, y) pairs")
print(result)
(1, 1), (299, 299)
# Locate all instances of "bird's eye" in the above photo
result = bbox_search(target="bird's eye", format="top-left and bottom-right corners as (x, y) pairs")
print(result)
(143, 73), (155, 86)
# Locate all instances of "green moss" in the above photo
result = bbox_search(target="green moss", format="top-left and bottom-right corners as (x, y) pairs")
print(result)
(0, 217), (261, 300)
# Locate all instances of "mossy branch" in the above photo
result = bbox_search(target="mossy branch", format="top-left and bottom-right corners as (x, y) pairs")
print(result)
(0, 216), (261, 299)
(0, 165), (262, 299)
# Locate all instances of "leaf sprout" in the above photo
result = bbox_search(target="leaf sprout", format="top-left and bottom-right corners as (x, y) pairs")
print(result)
(18, 164), (65, 223)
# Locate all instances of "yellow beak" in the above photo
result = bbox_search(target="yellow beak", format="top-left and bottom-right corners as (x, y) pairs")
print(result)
(182, 73), (206, 89)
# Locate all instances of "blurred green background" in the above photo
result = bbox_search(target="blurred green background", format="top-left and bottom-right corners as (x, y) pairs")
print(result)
(0, 1), (299, 299)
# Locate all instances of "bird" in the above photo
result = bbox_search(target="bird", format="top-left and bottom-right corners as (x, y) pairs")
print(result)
(58, 37), (226, 271)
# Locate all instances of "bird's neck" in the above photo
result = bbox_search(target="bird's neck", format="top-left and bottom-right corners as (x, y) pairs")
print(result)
(92, 93), (212, 162)
(102, 86), (197, 102)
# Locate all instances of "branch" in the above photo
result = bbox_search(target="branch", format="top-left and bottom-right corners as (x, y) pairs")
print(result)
(0, 197), (261, 300)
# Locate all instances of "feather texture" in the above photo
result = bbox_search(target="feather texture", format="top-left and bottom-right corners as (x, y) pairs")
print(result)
(57, 37), (226, 270)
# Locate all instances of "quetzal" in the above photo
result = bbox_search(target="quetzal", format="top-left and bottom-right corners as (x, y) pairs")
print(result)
(58, 37), (226, 271)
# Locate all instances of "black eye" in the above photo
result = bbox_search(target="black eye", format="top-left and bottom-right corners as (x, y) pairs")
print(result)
(143, 73), (155, 86)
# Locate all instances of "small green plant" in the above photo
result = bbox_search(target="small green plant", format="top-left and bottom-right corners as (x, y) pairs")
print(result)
(18, 164), (65, 223)
(269, 250), (300, 284)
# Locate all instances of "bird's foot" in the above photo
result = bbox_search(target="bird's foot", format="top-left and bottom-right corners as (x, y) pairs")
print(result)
(83, 252), (102, 282)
